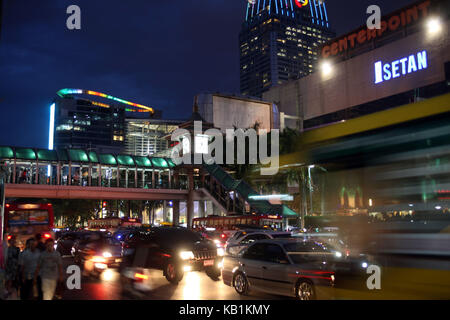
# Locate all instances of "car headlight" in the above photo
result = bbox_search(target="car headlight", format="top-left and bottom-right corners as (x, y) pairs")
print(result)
(102, 252), (112, 258)
(179, 251), (195, 260)
(217, 248), (225, 256)
(362, 262), (368, 269)
(334, 251), (342, 258)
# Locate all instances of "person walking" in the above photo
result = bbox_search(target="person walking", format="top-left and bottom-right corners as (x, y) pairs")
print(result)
(0, 235), (7, 299)
(5, 236), (20, 299)
(35, 234), (46, 252)
(19, 238), (41, 300)
(33, 238), (63, 300)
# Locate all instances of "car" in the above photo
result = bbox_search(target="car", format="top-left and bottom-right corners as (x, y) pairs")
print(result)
(55, 232), (85, 256)
(221, 238), (370, 300)
(119, 227), (222, 291)
(72, 232), (122, 277)
(225, 231), (292, 255)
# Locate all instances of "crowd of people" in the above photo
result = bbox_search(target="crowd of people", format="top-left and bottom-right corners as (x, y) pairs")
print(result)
(0, 234), (63, 300)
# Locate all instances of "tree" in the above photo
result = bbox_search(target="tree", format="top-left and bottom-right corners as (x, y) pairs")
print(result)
(51, 199), (99, 229)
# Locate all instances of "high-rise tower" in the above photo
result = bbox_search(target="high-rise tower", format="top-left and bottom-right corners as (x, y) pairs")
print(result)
(239, 0), (335, 98)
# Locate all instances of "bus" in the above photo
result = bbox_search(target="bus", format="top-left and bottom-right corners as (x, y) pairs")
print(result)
(4, 203), (55, 250)
(192, 214), (283, 237)
(87, 217), (142, 233)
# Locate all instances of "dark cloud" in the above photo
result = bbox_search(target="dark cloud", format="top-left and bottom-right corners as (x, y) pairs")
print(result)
(0, 0), (418, 148)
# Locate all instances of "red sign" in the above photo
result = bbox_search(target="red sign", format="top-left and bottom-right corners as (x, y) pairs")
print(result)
(321, 1), (431, 59)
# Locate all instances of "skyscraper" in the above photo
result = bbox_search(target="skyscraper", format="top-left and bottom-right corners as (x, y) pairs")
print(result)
(239, 0), (335, 98)
(51, 89), (160, 154)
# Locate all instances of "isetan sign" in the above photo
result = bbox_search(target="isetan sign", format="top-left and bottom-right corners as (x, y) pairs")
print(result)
(322, 0), (431, 58)
(374, 50), (428, 84)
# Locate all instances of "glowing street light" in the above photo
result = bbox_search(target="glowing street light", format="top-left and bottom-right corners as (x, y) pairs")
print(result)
(426, 17), (442, 36)
(321, 61), (333, 77)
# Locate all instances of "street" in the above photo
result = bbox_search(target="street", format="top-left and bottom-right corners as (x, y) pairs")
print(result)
(60, 255), (450, 300)
(61, 257), (280, 300)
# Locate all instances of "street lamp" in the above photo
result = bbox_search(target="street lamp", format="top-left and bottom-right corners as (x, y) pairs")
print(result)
(321, 61), (333, 77)
(426, 17), (442, 36)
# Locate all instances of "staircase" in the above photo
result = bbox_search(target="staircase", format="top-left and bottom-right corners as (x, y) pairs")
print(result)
(202, 163), (296, 217)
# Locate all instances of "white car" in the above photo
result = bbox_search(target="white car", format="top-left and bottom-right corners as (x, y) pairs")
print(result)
(226, 231), (292, 256)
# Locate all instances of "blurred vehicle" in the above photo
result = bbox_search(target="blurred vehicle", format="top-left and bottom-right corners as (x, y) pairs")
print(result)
(222, 238), (370, 300)
(72, 231), (122, 277)
(120, 227), (222, 289)
(192, 214), (283, 238)
(226, 231), (292, 255)
(113, 227), (141, 242)
(87, 217), (142, 233)
(55, 231), (84, 256)
(4, 202), (54, 250)
(198, 229), (228, 254)
(71, 231), (110, 260)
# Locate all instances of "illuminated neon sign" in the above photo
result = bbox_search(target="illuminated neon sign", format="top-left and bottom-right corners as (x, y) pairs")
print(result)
(57, 89), (154, 113)
(374, 50), (428, 84)
(295, 0), (309, 8)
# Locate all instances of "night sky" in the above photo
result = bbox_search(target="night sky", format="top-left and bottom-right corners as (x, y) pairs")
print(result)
(0, 0), (417, 148)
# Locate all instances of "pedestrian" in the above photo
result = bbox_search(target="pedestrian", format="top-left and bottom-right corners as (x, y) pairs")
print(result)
(0, 235), (7, 299)
(19, 238), (41, 300)
(20, 169), (27, 184)
(35, 234), (46, 252)
(33, 238), (63, 300)
(5, 236), (20, 299)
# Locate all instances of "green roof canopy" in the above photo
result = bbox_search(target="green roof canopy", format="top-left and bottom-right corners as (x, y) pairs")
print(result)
(88, 152), (99, 163)
(117, 155), (135, 166)
(15, 148), (36, 160)
(0, 147), (14, 159)
(68, 149), (89, 163)
(166, 158), (176, 168)
(99, 154), (117, 165)
(151, 158), (169, 169)
(37, 149), (58, 161)
(134, 156), (152, 167)
(282, 205), (298, 217)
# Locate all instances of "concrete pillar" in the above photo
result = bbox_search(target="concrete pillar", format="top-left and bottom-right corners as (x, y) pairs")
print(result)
(206, 201), (213, 217)
(213, 203), (221, 216)
(173, 200), (180, 226)
(187, 168), (194, 229)
(163, 200), (168, 222)
(199, 200), (206, 218)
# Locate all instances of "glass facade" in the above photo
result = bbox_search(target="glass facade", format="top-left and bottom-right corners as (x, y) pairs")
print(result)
(239, 1), (335, 97)
(124, 119), (182, 156)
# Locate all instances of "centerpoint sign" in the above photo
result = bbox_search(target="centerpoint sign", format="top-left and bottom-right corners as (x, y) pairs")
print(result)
(374, 50), (428, 84)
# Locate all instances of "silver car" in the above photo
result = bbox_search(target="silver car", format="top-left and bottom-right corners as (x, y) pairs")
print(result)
(222, 238), (363, 300)
(226, 231), (292, 256)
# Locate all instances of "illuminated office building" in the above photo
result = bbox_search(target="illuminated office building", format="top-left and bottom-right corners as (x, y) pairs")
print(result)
(51, 89), (160, 154)
(239, 0), (335, 98)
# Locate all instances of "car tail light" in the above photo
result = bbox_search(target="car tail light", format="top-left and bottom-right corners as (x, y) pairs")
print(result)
(43, 233), (51, 239)
(7, 235), (12, 241)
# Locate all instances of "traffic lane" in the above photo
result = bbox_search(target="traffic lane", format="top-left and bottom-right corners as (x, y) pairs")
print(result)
(61, 257), (285, 300)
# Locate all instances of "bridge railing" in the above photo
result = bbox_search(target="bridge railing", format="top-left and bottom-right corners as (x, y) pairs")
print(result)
(0, 147), (187, 190)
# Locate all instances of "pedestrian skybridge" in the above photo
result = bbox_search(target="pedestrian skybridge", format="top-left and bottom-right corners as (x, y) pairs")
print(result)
(0, 146), (296, 218)
(0, 146), (180, 189)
